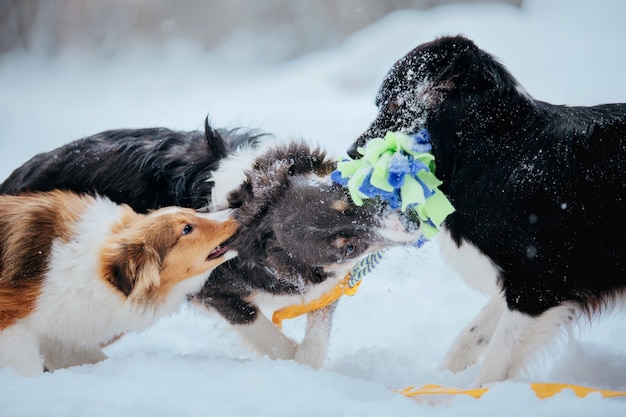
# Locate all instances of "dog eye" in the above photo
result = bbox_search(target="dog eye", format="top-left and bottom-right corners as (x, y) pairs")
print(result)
(387, 95), (403, 112)
(182, 224), (194, 235)
(344, 244), (357, 257)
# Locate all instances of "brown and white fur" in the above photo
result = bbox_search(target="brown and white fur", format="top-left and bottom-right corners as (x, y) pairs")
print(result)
(0, 190), (238, 376)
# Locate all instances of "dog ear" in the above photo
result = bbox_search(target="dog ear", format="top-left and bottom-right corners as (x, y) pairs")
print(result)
(229, 142), (332, 211)
(107, 242), (162, 297)
(265, 141), (333, 177)
(229, 160), (291, 223)
(101, 239), (164, 298)
(437, 49), (496, 93)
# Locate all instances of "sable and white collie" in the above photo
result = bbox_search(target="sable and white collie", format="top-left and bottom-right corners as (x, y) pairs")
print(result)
(0, 121), (419, 368)
(0, 190), (238, 376)
(349, 35), (626, 386)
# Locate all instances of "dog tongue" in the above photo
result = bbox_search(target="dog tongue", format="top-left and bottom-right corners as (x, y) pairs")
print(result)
(207, 245), (228, 260)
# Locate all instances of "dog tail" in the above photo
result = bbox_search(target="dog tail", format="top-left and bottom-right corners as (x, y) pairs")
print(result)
(204, 114), (272, 155)
(204, 115), (228, 157)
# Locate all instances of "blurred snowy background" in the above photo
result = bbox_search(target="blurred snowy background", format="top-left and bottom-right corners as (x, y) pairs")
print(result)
(1, 1), (626, 416)
(0, 0), (521, 62)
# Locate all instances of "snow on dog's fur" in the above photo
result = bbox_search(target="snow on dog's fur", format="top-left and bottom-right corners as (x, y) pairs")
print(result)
(0, 121), (419, 368)
(349, 35), (626, 386)
(0, 190), (238, 376)
(197, 141), (418, 367)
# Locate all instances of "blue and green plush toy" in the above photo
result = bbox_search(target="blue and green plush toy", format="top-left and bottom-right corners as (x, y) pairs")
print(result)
(331, 130), (455, 242)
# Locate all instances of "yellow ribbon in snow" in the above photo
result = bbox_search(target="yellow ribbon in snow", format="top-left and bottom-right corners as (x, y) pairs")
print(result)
(399, 383), (626, 400)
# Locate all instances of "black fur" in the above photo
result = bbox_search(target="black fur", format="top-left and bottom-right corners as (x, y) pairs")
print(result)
(0, 117), (265, 213)
(349, 35), (626, 317)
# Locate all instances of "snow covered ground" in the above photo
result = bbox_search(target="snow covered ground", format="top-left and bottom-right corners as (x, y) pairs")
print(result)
(1, 0), (626, 416)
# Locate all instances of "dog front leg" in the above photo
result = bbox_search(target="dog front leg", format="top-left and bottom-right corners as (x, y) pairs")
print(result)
(234, 314), (298, 361)
(470, 301), (578, 387)
(470, 307), (535, 387)
(438, 296), (505, 373)
(41, 341), (107, 372)
(0, 324), (43, 376)
(294, 301), (337, 369)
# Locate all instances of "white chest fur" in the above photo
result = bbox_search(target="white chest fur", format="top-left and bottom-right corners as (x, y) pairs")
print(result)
(435, 229), (502, 296)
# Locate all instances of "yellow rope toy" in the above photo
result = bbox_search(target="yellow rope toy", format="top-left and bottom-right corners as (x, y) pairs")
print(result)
(399, 382), (626, 400)
(272, 250), (387, 328)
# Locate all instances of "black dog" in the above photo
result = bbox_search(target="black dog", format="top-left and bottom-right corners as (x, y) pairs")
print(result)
(349, 35), (626, 386)
(1, 118), (417, 368)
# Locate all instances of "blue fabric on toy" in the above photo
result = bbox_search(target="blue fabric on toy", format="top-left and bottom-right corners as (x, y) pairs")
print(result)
(332, 130), (455, 240)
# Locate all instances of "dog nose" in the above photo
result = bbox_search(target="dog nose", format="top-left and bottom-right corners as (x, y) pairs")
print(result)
(346, 141), (360, 159)
(348, 130), (379, 159)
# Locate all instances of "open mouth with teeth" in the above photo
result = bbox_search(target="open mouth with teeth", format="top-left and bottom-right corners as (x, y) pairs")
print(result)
(207, 245), (229, 261)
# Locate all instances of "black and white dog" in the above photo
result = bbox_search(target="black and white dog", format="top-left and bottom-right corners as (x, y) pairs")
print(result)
(1, 119), (418, 369)
(349, 35), (626, 386)
(0, 119), (264, 213)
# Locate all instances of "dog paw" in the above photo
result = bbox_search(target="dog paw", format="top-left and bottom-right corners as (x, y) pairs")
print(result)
(294, 341), (327, 369)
